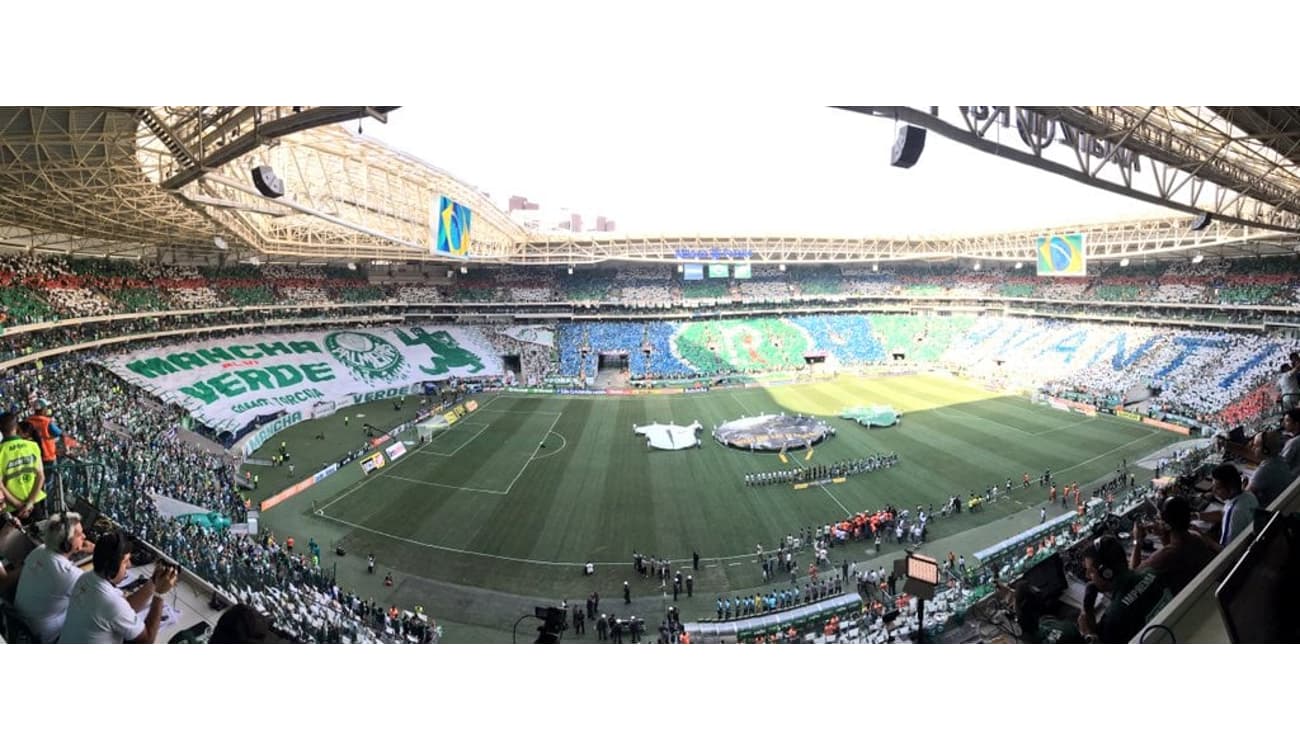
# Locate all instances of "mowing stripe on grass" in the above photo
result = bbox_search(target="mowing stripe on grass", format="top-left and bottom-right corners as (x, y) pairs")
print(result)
(288, 377), (1183, 585)
(1053, 430), (1167, 477)
(789, 454), (851, 516)
(315, 393), (504, 514)
(423, 422), (492, 456)
(314, 511), (782, 567)
(502, 411), (566, 494)
(378, 473), (510, 495)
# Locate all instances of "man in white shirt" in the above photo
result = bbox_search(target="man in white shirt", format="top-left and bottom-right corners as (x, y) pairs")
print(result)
(1246, 431), (1294, 507)
(59, 529), (177, 644)
(1200, 464), (1260, 548)
(1279, 356), (1299, 410)
(14, 512), (93, 643)
(1280, 409), (1300, 475)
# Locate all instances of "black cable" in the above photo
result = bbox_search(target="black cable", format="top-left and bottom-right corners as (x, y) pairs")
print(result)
(1139, 623), (1176, 644)
(511, 614), (536, 644)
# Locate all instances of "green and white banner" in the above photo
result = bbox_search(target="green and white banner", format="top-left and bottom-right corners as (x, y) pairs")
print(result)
(102, 327), (501, 433)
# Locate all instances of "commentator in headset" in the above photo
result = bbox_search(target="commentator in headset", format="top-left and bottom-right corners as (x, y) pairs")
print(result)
(13, 512), (94, 643)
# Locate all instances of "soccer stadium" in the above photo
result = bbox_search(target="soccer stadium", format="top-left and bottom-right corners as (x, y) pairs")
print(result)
(2, 105), (1300, 646)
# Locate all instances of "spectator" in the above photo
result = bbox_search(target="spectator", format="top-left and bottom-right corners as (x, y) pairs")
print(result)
(1201, 464), (1259, 548)
(1279, 354), (1299, 410)
(1246, 431), (1293, 506)
(1129, 497), (1221, 595)
(25, 398), (62, 479)
(1280, 408), (1300, 474)
(209, 603), (275, 644)
(13, 512), (93, 643)
(59, 530), (177, 644)
(1078, 535), (1169, 644)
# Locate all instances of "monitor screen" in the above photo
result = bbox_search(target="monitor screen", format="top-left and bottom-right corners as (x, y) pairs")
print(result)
(1216, 512), (1300, 643)
(683, 264), (704, 281)
(1021, 553), (1068, 601)
(906, 553), (939, 585)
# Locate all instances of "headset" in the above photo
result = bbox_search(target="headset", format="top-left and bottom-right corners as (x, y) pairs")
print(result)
(1090, 535), (1124, 581)
(47, 511), (80, 555)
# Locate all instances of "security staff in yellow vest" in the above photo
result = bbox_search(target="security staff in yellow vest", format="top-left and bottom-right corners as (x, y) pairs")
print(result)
(0, 412), (46, 523)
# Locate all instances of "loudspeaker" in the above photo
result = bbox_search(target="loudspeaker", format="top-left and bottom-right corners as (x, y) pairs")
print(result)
(336, 546), (346, 556)
(251, 165), (284, 198)
(1191, 212), (1212, 231)
(890, 125), (927, 168)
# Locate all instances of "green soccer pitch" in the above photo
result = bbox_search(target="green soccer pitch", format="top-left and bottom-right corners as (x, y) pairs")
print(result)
(255, 373), (1185, 641)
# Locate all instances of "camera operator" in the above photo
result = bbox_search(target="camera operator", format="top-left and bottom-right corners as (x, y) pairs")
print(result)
(59, 530), (178, 644)
(1129, 497), (1220, 595)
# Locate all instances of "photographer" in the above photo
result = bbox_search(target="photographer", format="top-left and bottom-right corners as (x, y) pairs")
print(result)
(59, 530), (178, 644)
(1130, 497), (1221, 595)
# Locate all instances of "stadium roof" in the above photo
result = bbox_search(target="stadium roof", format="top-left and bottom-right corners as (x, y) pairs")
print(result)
(0, 106), (1297, 266)
(844, 107), (1300, 235)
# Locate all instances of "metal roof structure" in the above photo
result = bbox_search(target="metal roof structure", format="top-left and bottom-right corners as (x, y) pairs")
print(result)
(842, 106), (1300, 235)
(1, 106), (1297, 267)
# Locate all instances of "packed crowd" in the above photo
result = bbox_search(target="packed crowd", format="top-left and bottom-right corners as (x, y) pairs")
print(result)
(0, 359), (438, 644)
(5, 253), (1300, 329)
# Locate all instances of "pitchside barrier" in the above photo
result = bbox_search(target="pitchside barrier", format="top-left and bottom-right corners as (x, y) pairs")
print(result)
(257, 399), (472, 512)
(1038, 392), (1208, 435)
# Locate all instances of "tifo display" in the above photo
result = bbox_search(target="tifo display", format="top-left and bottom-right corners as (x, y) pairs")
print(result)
(713, 414), (835, 451)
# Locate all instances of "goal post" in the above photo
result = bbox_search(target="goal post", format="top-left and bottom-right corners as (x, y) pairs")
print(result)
(416, 417), (448, 442)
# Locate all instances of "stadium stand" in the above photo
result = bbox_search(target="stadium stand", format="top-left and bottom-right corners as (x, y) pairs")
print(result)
(3, 244), (1300, 645)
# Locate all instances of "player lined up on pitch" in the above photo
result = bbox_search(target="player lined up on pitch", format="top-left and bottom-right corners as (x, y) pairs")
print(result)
(744, 452), (898, 486)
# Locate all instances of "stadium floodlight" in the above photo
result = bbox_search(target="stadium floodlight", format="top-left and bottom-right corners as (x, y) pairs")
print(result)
(973, 262), (981, 271)
(1192, 254), (1204, 264)
(1119, 258), (1130, 267)
(446, 269), (454, 278)
(677, 264), (684, 273)
(778, 263), (786, 272)
(460, 265), (468, 274)
(213, 236), (228, 250)
(1014, 261), (1023, 269)
(871, 263), (878, 272)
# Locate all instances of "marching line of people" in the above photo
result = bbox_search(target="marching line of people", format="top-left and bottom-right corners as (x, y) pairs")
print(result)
(744, 452), (898, 487)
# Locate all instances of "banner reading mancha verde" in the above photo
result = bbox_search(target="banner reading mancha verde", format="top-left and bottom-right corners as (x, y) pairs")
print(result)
(102, 327), (501, 433)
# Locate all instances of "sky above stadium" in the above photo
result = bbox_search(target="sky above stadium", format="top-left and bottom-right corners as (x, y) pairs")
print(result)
(365, 105), (1172, 238)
